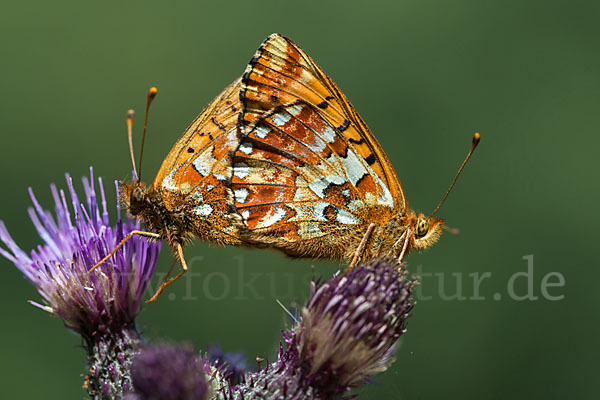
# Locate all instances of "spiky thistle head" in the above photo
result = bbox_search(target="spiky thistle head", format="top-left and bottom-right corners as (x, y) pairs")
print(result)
(126, 344), (211, 400)
(0, 168), (161, 342)
(294, 257), (414, 393)
(213, 258), (415, 400)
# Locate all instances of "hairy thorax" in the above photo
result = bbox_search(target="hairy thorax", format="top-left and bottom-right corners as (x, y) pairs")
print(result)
(357, 209), (444, 262)
(120, 181), (196, 248)
(120, 179), (244, 249)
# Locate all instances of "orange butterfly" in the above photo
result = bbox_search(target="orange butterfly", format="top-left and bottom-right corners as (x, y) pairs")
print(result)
(232, 34), (479, 266)
(90, 34), (478, 301)
(90, 79), (246, 302)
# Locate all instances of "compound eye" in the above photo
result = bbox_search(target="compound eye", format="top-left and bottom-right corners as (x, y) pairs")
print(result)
(131, 187), (145, 204)
(415, 218), (429, 238)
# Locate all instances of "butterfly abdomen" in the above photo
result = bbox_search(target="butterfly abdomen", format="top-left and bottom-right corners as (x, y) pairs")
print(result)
(242, 222), (363, 261)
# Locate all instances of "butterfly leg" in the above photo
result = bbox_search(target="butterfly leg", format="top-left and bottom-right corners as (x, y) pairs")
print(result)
(146, 243), (188, 303)
(144, 257), (177, 303)
(161, 258), (179, 284)
(349, 223), (376, 270)
(88, 230), (161, 274)
(397, 228), (412, 264)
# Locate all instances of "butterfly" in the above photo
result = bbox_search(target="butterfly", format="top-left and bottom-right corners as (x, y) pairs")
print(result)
(231, 33), (479, 266)
(90, 34), (477, 301)
(90, 78), (246, 302)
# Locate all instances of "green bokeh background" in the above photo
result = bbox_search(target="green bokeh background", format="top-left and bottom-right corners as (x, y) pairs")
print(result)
(1, 0), (597, 398)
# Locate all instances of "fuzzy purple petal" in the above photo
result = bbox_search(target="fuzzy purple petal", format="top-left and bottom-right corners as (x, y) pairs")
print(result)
(214, 258), (415, 400)
(0, 167), (161, 340)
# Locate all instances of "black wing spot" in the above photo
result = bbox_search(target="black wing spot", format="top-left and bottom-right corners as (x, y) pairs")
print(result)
(323, 205), (337, 222)
(325, 96), (335, 101)
(248, 56), (260, 66)
(317, 101), (328, 109)
(270, 95), (280, 103)
(211, 117), (226, 131)
(365, 153), (376, 165)
(337, 120), (350, 132)
(187, 147), (195, 153)
(349, 137), (365, 145)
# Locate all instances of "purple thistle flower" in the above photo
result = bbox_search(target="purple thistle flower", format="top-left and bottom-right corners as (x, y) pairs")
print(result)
(126, 344), (211, 400)
(214, 258), (415, 400)
(0, 168), (162, 398)
(295, 258), (413, 392)
(0, 167), (161, 338)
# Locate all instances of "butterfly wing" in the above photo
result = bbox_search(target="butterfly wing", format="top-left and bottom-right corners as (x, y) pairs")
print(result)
(231, 34), (407, 259)
(151, 78), (243, 245)
(232, 101), (397, 259)
(240, 33), (406, 211)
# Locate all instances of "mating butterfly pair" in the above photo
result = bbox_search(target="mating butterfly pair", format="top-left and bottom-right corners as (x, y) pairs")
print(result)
(92, 34), (479, 302)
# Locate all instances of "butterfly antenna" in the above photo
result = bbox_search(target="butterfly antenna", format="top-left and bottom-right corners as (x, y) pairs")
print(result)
(126, 110), (138, 180)
(430, 133), (481, 217)
(442, 224), (460, 236)
(137, 87), (158, 181)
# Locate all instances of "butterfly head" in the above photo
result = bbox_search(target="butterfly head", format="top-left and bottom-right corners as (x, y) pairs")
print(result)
(409, 213), (444, 250)
(120, 180), (149, 216)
